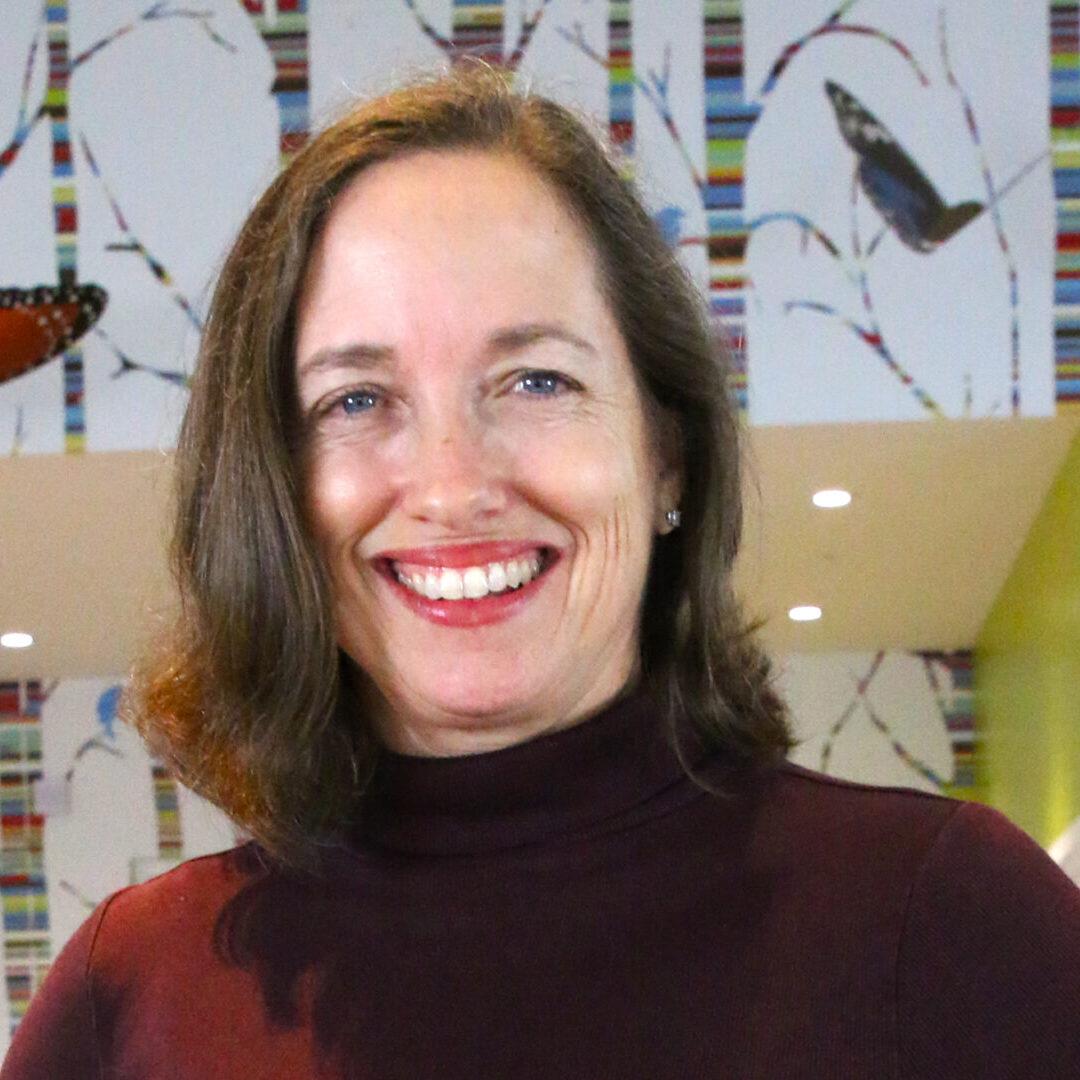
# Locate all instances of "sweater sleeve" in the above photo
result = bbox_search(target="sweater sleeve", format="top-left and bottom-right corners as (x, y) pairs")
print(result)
(897, 801), (1080, 1078)
(0, 898), (113, 1080)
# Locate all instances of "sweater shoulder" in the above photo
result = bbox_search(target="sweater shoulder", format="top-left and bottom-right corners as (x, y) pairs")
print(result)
(713, 761), (1004, 924)
(771, 757), (962, 809)
(735, 764), (1080, 1073)
(0, 847), (255, 1079)
(759, 763), (1060, 875)
(103, 841), (262, 908)
(91, 843), (262, 962)
(757, 762), (1076, 919)
(88, 846), (270, 1061)
(896, 798), (1080, 1075)
(753, 759), (966, 853)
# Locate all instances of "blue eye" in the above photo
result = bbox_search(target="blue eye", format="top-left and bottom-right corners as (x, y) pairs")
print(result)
(514, 370), (575, 396)
(339, 389), (379, 414)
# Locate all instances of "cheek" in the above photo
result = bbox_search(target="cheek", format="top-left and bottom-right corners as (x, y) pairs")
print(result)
(304, 448), (384, 558)
(514, 423), (658, 539)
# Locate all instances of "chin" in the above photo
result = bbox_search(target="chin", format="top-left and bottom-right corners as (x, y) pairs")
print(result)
(419, 673), (543, 726)
(378, 664), (561, 752)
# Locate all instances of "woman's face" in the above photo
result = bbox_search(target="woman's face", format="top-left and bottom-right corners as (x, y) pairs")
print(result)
(295, 150), (679, 755)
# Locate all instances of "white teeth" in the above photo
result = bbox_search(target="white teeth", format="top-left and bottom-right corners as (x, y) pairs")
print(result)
(439, 568), (464, 600)
(463, 566), (488, 599)
(393, 551), (546, 600)
(487, 562), (507, 593)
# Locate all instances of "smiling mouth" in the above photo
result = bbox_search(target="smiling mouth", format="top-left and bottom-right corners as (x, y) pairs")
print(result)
(387, 548), (551, 601)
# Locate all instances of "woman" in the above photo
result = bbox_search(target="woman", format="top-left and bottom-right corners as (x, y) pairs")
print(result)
(6, 67), (1079, 1079)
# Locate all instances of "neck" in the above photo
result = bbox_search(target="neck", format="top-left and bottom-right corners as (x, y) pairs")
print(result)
(356, 686), (714, 856)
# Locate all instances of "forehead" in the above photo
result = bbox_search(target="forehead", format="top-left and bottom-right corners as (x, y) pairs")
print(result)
(320, 148), (579, 243)
(296, 150), (607, 335)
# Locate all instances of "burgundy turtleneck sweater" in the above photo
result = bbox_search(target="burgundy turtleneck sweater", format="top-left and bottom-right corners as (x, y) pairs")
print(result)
(5, 693), (1080, 1078)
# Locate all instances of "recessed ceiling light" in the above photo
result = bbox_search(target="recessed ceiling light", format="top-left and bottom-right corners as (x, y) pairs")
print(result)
(0, 632), (34, 649)
(788, 605), (822, 623)
(812, 489), (852, 508)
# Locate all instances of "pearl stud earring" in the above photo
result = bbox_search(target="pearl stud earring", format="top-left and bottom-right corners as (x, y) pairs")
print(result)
(664, 508), (681, 530)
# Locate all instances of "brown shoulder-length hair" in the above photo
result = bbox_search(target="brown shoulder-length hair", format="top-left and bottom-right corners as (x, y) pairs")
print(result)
(125, 64), (789, 866)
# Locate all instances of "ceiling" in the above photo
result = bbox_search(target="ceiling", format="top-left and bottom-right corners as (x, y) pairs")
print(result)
(2, 414), (1078, 680)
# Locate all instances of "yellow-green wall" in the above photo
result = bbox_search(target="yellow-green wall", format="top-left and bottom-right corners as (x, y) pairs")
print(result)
(975, 430), (1080, 846)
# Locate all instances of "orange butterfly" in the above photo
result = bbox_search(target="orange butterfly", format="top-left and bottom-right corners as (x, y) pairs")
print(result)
(0, 283), (107, 384)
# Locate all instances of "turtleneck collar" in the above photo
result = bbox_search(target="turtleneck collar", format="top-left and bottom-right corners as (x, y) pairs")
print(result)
(355, 691), (711, 856)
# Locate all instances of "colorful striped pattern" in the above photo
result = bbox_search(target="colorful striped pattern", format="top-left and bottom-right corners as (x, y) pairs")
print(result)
(818, 650), (883, 777)
(151, 764), (183, 860)
(817, 651), (978, 794)
(45, 0), (83, 452)
(0, 682), (50, 1034)
(756, 2), (929, 103)
(608, 2), (633, 154)
(453, 0), (503, 63)
(703, 1), (758, 411)
(0, 30), (44, 183)
(80, 134), (201, 332)
(918, 650), (977, 794)
(721, 2), (1069, 415)
(863, 699), (949, 790)
(1052, 1), (1080, 407)
(242, 0), (309, 165)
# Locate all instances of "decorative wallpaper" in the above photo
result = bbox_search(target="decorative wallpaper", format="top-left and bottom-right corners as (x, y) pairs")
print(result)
(744, 2), (1054, 422)
(782, 649), (977, 798)
(0, 1), (1073, 453)
(1052, 1), (1080, 406)
(0, 677), (236, 1045)
(0, 682), (49, 1038)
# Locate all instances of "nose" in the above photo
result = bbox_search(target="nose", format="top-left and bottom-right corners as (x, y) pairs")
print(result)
(403, 413), (507, 530)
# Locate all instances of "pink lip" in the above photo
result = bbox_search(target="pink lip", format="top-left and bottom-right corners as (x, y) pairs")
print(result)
(376, 540), (551, 569)
(374, 542), (561, 629)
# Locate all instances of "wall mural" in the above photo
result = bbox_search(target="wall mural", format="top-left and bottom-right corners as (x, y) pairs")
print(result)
(0, 682), (48, 1040)
(0, 0), (280, 452)
(0, 1), (1072, 452)
(745, 1), (1057, 422)
(1052, 0), (1080, 404)
(0, 677), (236, 1045)
(782, 650), (976, 797)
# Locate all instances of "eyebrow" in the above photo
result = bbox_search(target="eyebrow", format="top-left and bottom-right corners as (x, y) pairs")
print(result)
(297, 322), (597, 379)
(297, 342), (395, 379)
(486, 322), (598, 359)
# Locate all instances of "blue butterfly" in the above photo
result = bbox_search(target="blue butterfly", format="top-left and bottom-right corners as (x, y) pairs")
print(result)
(824, 80), (983, 253)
